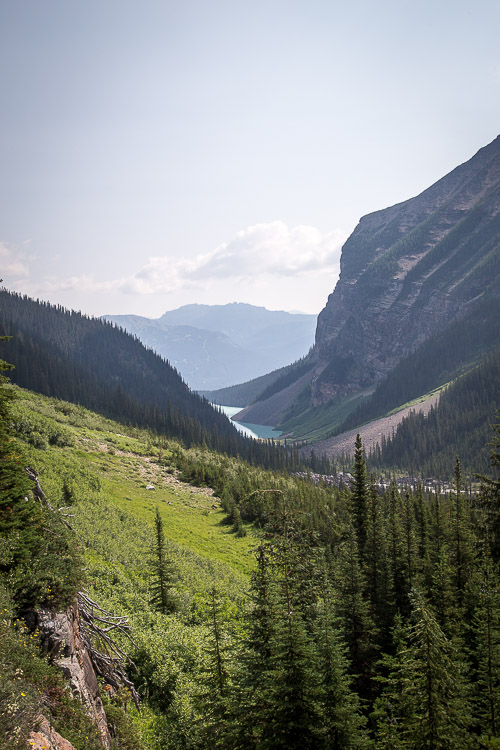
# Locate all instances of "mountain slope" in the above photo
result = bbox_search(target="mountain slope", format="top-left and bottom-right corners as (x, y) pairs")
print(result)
(105, 303), (316, 390)
(0, 289), (243, 452)
(239, 135), (500, 433)
(312, 134), (500, 404)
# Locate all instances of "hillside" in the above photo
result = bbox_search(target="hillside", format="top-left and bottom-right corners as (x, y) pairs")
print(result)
(3, 376), (500, 747)
(367, 348), (500, 477)
(0, 289), (305, 470)
(0, 289), (242, 449)
(104, 303), (316, 390)
(238, 135), (500, 439)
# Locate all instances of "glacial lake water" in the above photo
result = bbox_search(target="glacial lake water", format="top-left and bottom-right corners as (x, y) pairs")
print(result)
(215, 405), (283, 440)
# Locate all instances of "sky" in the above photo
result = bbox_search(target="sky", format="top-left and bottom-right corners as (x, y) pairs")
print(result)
(1, 0), (499, 318)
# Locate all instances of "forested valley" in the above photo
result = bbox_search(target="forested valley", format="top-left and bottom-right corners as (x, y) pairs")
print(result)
(1, 333), (500, 748)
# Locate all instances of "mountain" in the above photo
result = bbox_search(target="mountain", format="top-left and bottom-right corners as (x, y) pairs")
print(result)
(0, 289), (282, 461)
(236, 135), (500, 436)
(104, 303), (316, 390)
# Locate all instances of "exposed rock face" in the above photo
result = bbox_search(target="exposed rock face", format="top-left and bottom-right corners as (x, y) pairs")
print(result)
(312, 134), (500, 405)
(28, 717), (78, 750)
(37, 601), (112, 749)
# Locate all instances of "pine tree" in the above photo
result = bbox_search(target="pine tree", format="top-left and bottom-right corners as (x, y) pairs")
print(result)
(333, 521), (376, 697)
(351, 433), (369, 552)
(314, 568), (370, 749)
(471, 550), (500, 743)
(149, 507), (178, 614)
(405, 590), (472, 749)
(365, 477), (391, 645)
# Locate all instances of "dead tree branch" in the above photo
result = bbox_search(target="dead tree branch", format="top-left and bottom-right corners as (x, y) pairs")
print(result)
(78, 591), (140, 709)
(24, 467), (140, 708)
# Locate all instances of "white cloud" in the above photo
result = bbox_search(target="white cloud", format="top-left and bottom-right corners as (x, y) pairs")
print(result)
(4, 222), (347, 311)
(119, 221), (347, 294)
(0, 242), (30, 278)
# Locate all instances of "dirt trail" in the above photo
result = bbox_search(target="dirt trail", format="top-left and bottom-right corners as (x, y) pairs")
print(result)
(308, 392), (441, 458)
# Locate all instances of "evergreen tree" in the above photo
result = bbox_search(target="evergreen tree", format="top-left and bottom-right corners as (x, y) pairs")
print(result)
(450, 457), (473, 604)
(470, 550), (500, 743)
(406, 590), (471, 749)
(231, 543), (276, 749)
(196, 587), (232, 748)
(0, 339), (38, 589)
(365, 477), (391, 645)
(314, 568), (370, 749)
(150, 507), (178, 614)
(374, 591), (472, 749)
(386, 482), (410, 617)
(351, 433), (369, 552)
(333, 521), (376, 697)
(477, 411), (500, 562)
(372, 614), (412, 749)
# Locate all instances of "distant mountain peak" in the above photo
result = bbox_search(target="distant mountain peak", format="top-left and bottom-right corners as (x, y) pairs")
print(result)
(104, 303), (316, 390)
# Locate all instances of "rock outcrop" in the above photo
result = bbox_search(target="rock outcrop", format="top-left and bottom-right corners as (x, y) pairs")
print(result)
(28, 717), (78, 750)
(37, 601), (112, 749)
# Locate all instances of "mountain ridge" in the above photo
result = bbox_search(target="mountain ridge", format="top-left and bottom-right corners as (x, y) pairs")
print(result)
(237, 135), (500, 433)
(104, 303), (316, 390)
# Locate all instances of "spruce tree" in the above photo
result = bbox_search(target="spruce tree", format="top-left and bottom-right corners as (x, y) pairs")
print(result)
(231, 543), (276, 749)
(333, 521), (376, 697)
(450, 457), (473, 604)
(314, 568), (370, 749)
(365, 476), (391, 645)
(470, 550), (500, 743)
(405, 590), (472, 749)
(351, 433), (368, 552)
(150, 506), (177, 614)
(197, 587), (232, 748)
(258, 521), (324, 749)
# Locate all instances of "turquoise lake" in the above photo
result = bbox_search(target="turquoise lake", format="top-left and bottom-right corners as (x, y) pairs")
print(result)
(215, 405), (283, 440)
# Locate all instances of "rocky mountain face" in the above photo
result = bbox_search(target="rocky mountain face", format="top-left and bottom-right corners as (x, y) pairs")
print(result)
(312, 134), (500, 405)
(237, 135), (500, 426)
(105, 303), (316, 391)
(29, 600), (112, 749)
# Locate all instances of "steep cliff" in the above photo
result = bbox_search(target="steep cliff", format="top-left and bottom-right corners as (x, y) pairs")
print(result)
(36, 601), (112, 748)
(238, 135), (500, 429)
(312, 134), (500, 405)
(25, 600), (113, 750)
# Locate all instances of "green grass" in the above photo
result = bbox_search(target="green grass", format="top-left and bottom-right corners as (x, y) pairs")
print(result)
(10, 387), (257, 586)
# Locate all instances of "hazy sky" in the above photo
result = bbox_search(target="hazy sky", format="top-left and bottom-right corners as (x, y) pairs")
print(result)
(1, 0), (499, 317)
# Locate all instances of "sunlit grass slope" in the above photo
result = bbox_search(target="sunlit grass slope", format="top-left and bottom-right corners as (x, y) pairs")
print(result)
(11, 387), (257, 590)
